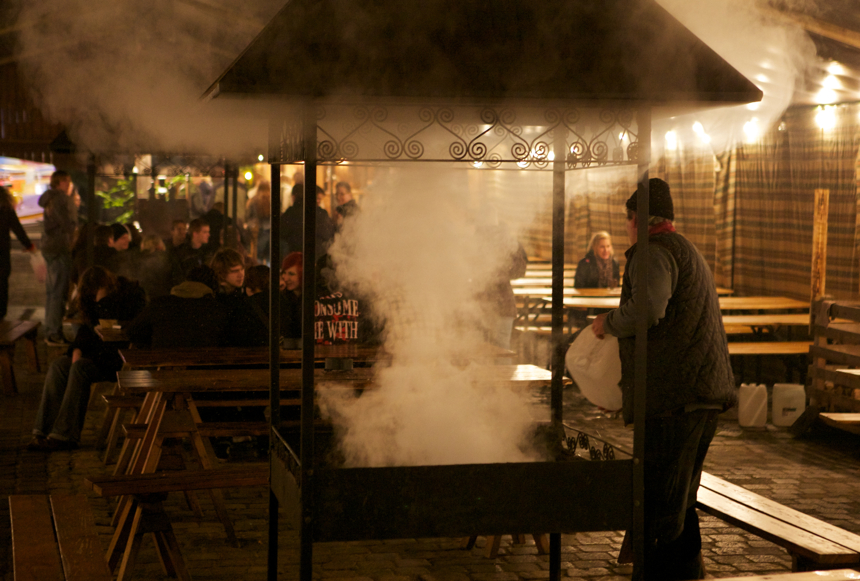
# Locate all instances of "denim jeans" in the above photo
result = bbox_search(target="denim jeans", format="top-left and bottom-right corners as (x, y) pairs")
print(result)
(44, 252), (71, 339)
(32, 355), (99, 443)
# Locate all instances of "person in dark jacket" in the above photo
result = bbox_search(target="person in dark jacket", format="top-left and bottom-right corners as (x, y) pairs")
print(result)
(173, 218), (213, 280)
(27, 266), (145, 451)
(279, 251), (303, 347)
(210, 247), (267, 347)
(592, 179), (736, 581)
(39, 170), (77, 345)
(126, 265), (226, 348)
(280, 184), (334, 257)
(574, 231), (620, 289)
(72, 224), (120, 283)
(0, 186), (36, 319)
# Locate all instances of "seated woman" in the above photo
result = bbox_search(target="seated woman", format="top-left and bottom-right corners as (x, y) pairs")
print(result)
(280, 252), (303, 348)
(28, 266), (146, 451)
(574, 231), (620, 289)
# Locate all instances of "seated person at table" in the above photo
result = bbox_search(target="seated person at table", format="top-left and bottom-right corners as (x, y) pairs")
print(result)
(280, 252), (303, 348)
(28, 266), (146, 451)
(71, 224), (119, 284)
(574, 231), (620, 289)
(245, 264), (270, 326)
(211, 247), (267, 347)
(126, 265), (226, 349)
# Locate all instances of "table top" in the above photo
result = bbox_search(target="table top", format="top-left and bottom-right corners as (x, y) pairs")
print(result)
(117, 364), (559, 394)
(523, 287), (733, 298)
(119, 343), (516, 370)
(549, 295), (808, 311)
(721, 314), (811, 326)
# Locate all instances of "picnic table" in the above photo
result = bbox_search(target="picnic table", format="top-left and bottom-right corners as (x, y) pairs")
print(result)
(119, 343), (515, 370)
(547, 295), (809, 311)
(100, 363), (558, 579)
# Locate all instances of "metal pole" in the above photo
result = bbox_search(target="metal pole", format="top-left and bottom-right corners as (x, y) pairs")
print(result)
(548, 124), (568, 581)
(632, 107), (651, 580)
(232, 166), (239, 233)
(299, 104), (318, 581)
(86, 155), (97, 268)
(267, 160), (281, 581)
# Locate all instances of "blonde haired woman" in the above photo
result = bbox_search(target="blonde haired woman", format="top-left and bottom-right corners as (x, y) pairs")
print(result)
(574, 231), (619, 288)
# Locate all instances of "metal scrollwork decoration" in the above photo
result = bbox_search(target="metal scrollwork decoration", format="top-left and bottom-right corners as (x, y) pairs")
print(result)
(562, 428), (622, 462)
(279, 102), (639, 168)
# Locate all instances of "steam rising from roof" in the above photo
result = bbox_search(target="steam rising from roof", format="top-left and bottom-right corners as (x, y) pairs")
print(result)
(652, 0), (818, 154)
(11, 0), (281, 156)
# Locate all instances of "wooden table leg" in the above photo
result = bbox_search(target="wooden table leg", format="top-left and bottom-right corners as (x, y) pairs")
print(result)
(24, 328), (40, 372)
(0, 347), (16, 395)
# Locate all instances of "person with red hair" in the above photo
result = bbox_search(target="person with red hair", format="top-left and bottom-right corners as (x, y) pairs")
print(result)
(280, 252), (303, 346)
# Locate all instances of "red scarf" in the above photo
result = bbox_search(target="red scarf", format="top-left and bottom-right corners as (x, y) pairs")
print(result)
(648, 221), (676, 236)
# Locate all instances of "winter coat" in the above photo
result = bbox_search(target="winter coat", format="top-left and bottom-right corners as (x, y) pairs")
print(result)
(574, 250), (620, 289)
(38, 188), (77, 257)
(616, 232), (736, 424)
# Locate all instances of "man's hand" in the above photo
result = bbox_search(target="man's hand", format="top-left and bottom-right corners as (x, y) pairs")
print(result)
(592, 313), (607, 340)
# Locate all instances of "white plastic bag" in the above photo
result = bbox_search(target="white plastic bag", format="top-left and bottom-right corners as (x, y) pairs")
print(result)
(565, 329), (623, 411)
(30, 251), (47, 284)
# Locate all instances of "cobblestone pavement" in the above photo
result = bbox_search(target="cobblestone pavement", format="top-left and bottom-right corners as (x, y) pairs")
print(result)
(1, 331), (860, 581)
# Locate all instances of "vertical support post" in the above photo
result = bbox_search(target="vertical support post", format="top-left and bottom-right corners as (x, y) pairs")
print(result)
(300, 103), (318, 581)
(548, 126), (567, 581)
(86, 155), (97, 269)
(268, 160), (282, 581)
(632, 107), (651, 580)
(232, 167), (239, 234)
(811, 189), (829, 304)
(223, 163), (230, 226)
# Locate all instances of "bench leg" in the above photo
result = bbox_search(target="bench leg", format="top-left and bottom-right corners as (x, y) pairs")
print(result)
(485, 535), (502, 559)
(0, 347), (16, 395)
(24, 329), (40, 372)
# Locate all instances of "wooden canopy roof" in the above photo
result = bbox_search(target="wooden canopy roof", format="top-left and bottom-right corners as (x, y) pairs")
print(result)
(205, 0), (762, 105)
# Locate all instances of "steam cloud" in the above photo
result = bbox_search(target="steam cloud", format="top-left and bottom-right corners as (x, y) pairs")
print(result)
(12, 0), (827, 158)
(653, 0), (818, 153)
(318, 166), (546, 467)
(12, 0), (281, 156)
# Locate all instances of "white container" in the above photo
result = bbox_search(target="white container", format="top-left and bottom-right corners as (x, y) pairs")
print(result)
(772, 383), (806, 427)
(738, 383), (767, 428)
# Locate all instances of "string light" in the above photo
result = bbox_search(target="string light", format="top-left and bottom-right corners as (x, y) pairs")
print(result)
(815, 106), (837, 131)
(692, 122), (711, 144)
(665, 130), (678, 151)
(743, 118), (760, 142)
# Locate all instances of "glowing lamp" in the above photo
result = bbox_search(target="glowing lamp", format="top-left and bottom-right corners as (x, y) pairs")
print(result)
(664, 130), (677, 151)
(815, 106), (836, 131)
(258, 154), (265, 161)
(244, 171), (253, 181)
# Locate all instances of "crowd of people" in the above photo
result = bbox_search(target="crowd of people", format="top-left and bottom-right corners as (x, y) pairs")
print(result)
(26, 171), (362, 452)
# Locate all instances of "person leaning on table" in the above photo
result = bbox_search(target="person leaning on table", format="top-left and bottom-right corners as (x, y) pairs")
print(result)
(574, 230), (619, 289)
(591, 178), (737, 581)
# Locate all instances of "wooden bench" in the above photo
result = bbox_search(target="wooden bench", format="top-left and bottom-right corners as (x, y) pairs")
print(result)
(818, 413), (860, 436)
(85, 466), (269, 581)
(696, 472), (860, 571)
(0, 319), (40, 395)
(9, 494), (112, 581)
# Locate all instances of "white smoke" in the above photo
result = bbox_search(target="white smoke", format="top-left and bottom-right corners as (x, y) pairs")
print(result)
(11, 0), (281, 156)
(654, 0), (819, 154)
(318, 165), (546, 467)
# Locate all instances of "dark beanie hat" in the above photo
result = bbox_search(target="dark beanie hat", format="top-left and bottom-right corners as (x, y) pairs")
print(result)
(625, 178), (674, 221)
(110, 222), (130, 240)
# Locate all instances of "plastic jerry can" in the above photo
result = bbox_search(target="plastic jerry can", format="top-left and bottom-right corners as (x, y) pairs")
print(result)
(738, 383), (767, 428)
(772, 383), (806, 427)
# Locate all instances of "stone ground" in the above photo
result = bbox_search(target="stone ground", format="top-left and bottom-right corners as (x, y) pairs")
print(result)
(1, 249), (860, 580)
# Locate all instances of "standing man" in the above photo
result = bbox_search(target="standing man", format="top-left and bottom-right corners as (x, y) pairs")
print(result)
(174, 218), (212, 279)
(39, 170), (77, 346)
(591, 178), (736, 581)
